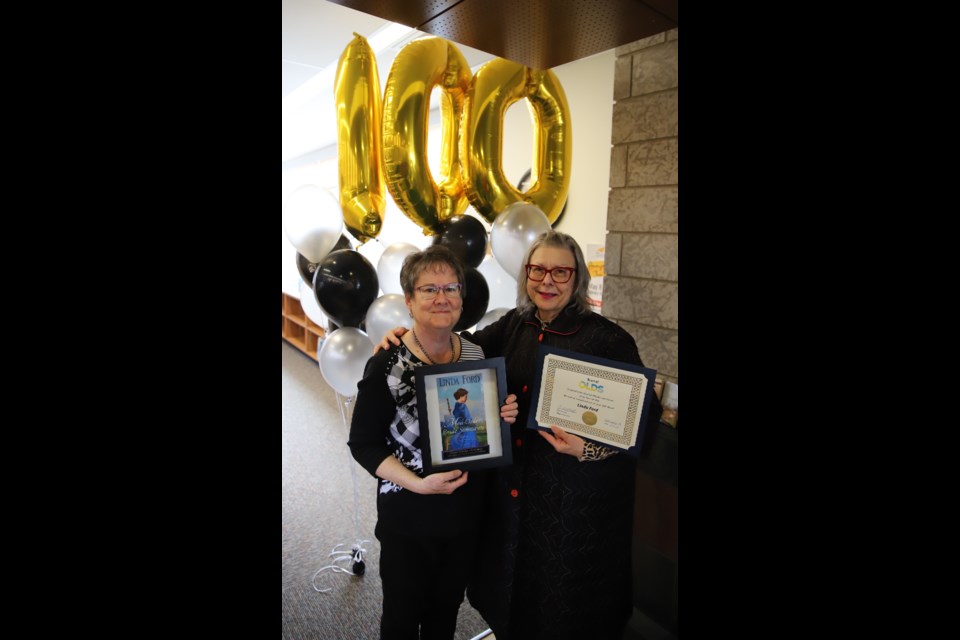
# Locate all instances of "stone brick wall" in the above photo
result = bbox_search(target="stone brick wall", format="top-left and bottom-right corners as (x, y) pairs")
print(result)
(605, 29), (678, 383)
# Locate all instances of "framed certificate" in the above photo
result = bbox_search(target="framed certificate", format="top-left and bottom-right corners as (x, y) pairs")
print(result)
(526, 344), (657, 456)
(415, 357), (513, 474)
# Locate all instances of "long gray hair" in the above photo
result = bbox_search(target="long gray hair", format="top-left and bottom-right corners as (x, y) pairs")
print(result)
(515, 230), (591, 315)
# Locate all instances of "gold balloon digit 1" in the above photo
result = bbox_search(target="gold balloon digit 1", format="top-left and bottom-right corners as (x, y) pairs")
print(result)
(335, 33), (385, 243)
(382, 37), (471, 236)
(460, 57), (572, 224)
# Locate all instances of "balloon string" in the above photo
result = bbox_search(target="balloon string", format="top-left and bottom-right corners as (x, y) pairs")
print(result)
(313, 392), (369, 594)
(311, 540), (370, 593)
(337, 393), (362, 539)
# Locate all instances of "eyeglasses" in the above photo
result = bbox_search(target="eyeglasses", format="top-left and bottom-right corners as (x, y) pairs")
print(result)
(414, 283), (463, 299)
(525, 264), (576, 283)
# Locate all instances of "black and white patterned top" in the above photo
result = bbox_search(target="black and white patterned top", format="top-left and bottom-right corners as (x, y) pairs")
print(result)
(348, 334), (486, 537)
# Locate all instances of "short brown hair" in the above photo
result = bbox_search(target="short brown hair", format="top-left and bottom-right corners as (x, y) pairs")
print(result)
(399, 245), (467, 299)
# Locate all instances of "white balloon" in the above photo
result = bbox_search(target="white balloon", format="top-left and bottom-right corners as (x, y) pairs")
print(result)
(282, 227), (300, 295)
(377, 242), (419, 295)
(364, 294), (412, 347)
(283, 185), (345, 263)
(299, 285), (327, 327)
(318, 327), (372, 397)
(490, 202), (551, 280)
(477, 254), (518, 311)
(476, 307), (510, 330)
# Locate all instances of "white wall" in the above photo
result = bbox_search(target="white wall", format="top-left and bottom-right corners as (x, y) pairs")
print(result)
(282, 48), (616, 296)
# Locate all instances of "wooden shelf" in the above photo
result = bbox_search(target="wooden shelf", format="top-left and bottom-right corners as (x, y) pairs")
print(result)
(286, 314), (308, 328)
(281, 292), (326, 361)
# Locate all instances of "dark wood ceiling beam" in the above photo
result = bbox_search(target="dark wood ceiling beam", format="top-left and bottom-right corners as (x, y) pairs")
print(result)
(325, 0), (678, 70)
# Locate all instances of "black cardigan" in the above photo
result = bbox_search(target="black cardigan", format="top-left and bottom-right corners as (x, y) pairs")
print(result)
(347, 341), (485, 539)
(461, 304), (663, 639)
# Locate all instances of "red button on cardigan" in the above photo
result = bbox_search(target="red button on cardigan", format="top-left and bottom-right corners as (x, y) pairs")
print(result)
(510, 489), (519, 498)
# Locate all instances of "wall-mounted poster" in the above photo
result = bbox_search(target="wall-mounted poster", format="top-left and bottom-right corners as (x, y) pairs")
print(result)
(660, 381), (678, 428)
(586, 243), (604, 314)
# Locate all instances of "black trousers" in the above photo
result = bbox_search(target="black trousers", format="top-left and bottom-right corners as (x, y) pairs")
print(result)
(378, 529), (477, 640)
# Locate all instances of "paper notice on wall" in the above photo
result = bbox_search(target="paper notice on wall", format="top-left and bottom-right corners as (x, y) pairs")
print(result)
(660, 381), (678, 428)
(586, 244), (604, 314)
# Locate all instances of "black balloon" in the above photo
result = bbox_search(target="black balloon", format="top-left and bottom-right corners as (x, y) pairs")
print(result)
(433, 215), (488, 268)
(300, 236), (355, 290)
(454, 267), (490, 331)
(296, 253), (320, 290)
(331, 234), (353, 253)
(313, 249), (379, 328)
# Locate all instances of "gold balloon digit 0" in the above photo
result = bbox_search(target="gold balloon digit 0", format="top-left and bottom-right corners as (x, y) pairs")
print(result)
(333, 35), (572, 233)
(460, 57), (572, 224)
(335, 33), (385, 243)
(381, 37), (471, 236)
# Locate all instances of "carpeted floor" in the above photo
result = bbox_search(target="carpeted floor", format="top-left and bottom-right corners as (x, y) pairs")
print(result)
(282, 340), (493, 639)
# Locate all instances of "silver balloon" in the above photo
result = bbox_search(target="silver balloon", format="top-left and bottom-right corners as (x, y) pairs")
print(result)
(476, 307), (510, 330)
(364, 294), (412, 347)
(299, 281), (328, 327)
(283, 185), (345, 263)
(490, 202), (552, 280)
(318, 326), (372, 397)
(376, 242), (419, 295)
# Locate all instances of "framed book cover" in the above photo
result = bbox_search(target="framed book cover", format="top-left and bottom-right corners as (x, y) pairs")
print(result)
(526, 344), (657, 457)
(415, 357), (513, 474)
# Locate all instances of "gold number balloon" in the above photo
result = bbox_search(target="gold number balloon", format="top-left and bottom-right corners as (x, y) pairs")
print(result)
(335, 33), (385, 243)
(382, 37), (471, 236)
(460, 58), (572, 224)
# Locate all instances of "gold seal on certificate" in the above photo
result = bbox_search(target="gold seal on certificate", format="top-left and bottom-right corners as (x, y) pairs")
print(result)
(527, 345), (657, 454)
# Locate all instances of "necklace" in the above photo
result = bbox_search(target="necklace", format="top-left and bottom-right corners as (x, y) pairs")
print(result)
(411, 328), (455, 365)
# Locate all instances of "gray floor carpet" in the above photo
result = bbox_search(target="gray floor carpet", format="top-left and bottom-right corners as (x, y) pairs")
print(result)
(282, 341), (492, 639)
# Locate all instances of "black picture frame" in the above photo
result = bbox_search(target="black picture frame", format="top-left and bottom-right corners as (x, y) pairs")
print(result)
(415, 357), (513, 474)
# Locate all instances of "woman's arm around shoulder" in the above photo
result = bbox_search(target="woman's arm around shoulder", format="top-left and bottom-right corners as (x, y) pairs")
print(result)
(460, 307), (517, 357)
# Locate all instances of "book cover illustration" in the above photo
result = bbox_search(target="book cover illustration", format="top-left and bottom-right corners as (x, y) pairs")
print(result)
(436, 374), (490, 460)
